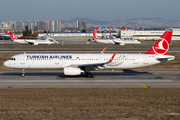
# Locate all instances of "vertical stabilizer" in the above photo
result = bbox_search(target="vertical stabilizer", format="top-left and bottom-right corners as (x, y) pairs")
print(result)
(92, 27), (101, 40)
(145, 31), (173, 55)
(7, 30), (20, 40)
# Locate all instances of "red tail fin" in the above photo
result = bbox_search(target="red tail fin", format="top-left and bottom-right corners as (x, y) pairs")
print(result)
(122, 26), (125, 31)
(110, 27), (111, 35)
(7, 30), (19, 40)
(24, 38), (27, 42)
(145, 31), (173, 55)
(93, 27), (98, 33)
(93, 27), (101, 40)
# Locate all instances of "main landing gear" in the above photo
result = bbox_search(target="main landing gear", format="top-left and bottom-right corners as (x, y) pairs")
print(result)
(21, 69), (25, 77)
(86, 72), (93, 78)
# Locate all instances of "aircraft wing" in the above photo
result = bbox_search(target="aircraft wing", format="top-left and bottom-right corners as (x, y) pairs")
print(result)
(50, 38), (59, 44)
(26, 42), (34, 45)
(100, 47), (106, 54)
(69, 52), (116, 68)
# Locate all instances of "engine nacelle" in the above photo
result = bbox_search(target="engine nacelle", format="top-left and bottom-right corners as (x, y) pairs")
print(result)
(120, 42), (125, 45)
(63, 67), (84, 76)
(34, 42), (38, 45)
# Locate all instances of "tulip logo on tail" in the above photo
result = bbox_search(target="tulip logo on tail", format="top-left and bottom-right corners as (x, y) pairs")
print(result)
(12, 34), (17, 39)
(145, 31), (172, 55)
(93, 27), (101, 40)
(153, 38), (169, 55)
(94, 34), (100, 40)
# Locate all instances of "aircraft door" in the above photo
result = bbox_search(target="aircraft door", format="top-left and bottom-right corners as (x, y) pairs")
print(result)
(20, 55), (25, 64)
(143, 56), (148, 64)
(55, 58), (59, 64)
(98, 57), (102, 63)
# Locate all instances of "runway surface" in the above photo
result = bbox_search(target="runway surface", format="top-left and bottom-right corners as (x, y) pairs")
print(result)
(0, 70), (179, 88)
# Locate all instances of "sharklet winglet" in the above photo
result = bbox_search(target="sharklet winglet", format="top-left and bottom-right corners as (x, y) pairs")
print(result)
(108, 52), (116, 62)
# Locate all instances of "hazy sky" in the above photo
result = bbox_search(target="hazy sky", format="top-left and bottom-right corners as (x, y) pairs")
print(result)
(1, 0), (180, 23)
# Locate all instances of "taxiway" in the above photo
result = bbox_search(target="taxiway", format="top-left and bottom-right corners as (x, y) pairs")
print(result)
(0, 70), (179, 88)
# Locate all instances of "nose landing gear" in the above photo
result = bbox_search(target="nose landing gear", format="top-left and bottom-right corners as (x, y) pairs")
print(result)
(21, 69), (25, 77)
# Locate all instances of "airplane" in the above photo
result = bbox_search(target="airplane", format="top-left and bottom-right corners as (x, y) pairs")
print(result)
(92, 27), (141, 45)
(109, 35), (141, 45)
(92, 27), (114, 44)
(7, 27), (59, 45)
(4, 31), (175, 78)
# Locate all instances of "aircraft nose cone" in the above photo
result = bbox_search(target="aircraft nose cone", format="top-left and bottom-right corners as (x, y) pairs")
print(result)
(3, 61), (9, 67)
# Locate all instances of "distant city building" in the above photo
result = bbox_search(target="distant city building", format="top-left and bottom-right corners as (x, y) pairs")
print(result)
(77, 18), (82, 30)
(30, 21), (38, 31)
(37, 21), (45, 30)
(50, 21), (55, 32)
(0, 19), (64, 32)
(1, 22), (9, 29)
(14, 21), (21, 29)
(82, 21), (87, 31)
(45, 21), (50, 31)
(21, 21), (29, 29)
(76, 19), (78, 28)
(61, 19), (64, 32)
(58, 21), (62, 32)
(8, 21), (13, 29)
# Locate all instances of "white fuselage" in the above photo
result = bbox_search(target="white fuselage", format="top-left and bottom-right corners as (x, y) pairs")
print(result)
(25, 39), (55, 45)
(13, 39), (28, 44)
(94, 39), (115, 44)
(13, 38), (57, 45)
(114, 39), (141, 44)
(4, 53), (175, 70)
(94, 38), (140, 45)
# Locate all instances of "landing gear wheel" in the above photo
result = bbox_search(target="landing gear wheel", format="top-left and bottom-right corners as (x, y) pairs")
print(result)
(21, 69), (25, 77)
(86, 72), (93, 78)
(21, 73), (25, 77)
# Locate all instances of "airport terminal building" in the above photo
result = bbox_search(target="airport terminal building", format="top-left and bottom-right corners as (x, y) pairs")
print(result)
(120, 28), (180, 41)
(38, 28), (180, 41)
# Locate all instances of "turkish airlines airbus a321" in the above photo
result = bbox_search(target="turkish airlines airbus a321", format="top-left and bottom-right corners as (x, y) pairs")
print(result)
(4, 31), (175, 77)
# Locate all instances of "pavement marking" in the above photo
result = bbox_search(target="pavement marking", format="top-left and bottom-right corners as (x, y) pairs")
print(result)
(141, 84), (148, 88)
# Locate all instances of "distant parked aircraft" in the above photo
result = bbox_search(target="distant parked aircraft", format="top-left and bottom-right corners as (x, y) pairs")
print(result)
(7, 27), (59, 45)
(93, 27), (141, 45)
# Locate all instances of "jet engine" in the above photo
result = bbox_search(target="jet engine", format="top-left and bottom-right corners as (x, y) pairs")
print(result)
(63, 67), (84, 76)
(34, 43), (38, 45)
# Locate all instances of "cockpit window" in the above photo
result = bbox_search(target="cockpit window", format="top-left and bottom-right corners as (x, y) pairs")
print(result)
(9, 58), (16, 60)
